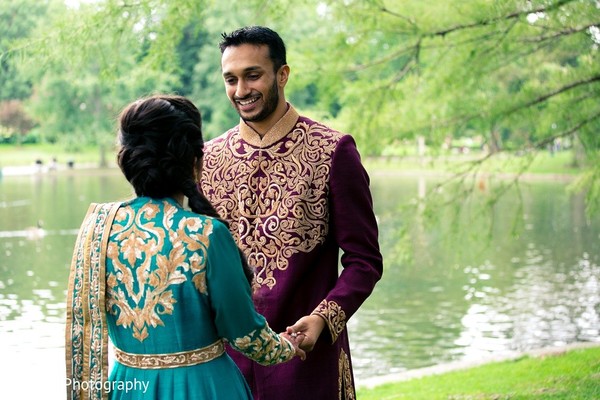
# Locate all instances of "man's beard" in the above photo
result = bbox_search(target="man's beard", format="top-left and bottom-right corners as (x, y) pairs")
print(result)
(237, 79), (279, 123)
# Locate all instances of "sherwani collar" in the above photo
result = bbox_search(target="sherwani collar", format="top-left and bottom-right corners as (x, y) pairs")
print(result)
(239, 104), (299, 148)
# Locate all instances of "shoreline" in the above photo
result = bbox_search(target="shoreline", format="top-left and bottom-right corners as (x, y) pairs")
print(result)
(368, 168), (577, 182)
(0, 162), (114, 177)
(357, 341), (600, 389)
(0, 163), (579, 182)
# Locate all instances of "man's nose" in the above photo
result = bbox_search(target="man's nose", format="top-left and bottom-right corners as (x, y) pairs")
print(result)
(235, 80), (251, 98)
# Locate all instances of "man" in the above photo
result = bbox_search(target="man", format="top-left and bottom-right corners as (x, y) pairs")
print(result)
(201, 26), (383, 400)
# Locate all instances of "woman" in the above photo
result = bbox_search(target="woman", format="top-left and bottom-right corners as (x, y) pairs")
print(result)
(65, 94), (305, 400)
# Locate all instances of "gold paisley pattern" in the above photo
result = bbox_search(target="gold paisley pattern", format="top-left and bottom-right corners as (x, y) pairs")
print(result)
(105, 200), (213, 342)
(202, 106), (345, 290)
(312, 299), (347, 343)
(231, 325), (295, 366)
(338, 350), (355, 400)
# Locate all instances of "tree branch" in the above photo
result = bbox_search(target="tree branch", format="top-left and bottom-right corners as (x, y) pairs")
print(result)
(506, 74), (600, 115)
(378, 6), (417, 28)
(530, 112), (600, 150)
(519, 22), (600, 43)
(477, 19), (519, 58)
(384, 73), (600, 139)
(428, 0), (577, 38)
(348, 42), (420, 72)
(427, 111), (599, 208)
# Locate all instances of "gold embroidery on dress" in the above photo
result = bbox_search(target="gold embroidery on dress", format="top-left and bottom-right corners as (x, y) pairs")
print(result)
(338, 350), (355, 400)
(114, 340), (225, 369)
(312, 299), (347, 343)
(231, 325), (294, 365)
(106, 201), (213, 342)
(202, 112), (344, 290)
(67, 202), (120, 400)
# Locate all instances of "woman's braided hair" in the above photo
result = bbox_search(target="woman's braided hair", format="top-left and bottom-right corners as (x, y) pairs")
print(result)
(117, 94), (254, 285)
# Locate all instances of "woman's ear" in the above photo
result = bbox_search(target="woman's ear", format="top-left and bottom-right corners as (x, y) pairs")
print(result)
(193, 157), (203, 184)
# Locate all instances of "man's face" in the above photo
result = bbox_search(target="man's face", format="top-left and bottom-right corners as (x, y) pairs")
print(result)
(221, 44), (282, 123)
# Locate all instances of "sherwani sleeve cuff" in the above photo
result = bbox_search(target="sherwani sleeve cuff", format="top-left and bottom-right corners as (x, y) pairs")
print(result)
(311, 299), (347, 343)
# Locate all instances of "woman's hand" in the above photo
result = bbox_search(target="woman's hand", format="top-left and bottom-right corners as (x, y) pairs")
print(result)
(281, 331), (307, 360)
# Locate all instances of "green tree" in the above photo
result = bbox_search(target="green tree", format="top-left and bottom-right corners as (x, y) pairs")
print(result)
(12, 0), (187, 163)
(0, 0), (48, 100)
(294, 0), (600, 211)
(297, 1), (598, 150)
(4, 0), (599, 212)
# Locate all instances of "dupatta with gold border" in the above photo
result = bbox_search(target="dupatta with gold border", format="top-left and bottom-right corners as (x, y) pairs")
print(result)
(65, 202), (121, 400)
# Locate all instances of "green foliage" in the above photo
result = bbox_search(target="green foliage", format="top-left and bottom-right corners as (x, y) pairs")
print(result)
(8, 0), (190, 153)
(314, 0), (600, 155)
(0, 100), (36, 143)
(569, 153), (600, 215)
(0, 0), (48, 100)
(303, 0), (600, 212)
(1, 0), (599, 206)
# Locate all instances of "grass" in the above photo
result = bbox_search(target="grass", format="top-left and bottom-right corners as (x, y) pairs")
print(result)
(364, 149), (582, 176)
(0, 143), (109, 167)
(356, 346), (600, 400)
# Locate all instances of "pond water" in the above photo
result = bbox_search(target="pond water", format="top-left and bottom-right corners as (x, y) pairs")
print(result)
(0, 169), (598, 398)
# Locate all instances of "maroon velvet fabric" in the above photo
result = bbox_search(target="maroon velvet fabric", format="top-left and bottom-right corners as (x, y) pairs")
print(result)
(201, 106), (383, 399)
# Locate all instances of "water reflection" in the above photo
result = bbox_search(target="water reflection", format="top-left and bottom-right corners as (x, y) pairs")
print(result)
(0, 228), (79, 239)
(0, 171), (599, 398)
(348, 174), (600, 379)
(0, 199), (32, 208)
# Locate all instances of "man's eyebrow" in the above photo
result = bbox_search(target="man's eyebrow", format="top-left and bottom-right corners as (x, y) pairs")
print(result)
(223, 66), (263, 77)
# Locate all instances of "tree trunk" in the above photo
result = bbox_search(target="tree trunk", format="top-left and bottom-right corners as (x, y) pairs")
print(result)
(99, 143), (107, 168)
(571, 133), (586, 168)
(488, 123), (502, 154)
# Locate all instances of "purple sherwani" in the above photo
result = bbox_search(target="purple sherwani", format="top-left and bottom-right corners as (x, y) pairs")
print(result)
(201, 105), (383, 400)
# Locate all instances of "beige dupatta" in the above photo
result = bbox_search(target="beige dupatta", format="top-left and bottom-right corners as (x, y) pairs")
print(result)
(65, 202), (121, 400)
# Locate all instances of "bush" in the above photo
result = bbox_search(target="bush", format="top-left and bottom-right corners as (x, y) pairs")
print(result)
(0, 100), (37, 143)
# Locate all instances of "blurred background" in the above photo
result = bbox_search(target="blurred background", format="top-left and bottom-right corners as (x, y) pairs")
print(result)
(0, 0), (599, 398)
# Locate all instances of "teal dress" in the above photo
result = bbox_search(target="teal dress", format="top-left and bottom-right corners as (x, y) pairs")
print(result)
(66, 197), (294, 400)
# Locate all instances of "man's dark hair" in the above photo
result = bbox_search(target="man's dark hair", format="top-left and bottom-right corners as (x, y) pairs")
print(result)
(219, 26), (287, 72)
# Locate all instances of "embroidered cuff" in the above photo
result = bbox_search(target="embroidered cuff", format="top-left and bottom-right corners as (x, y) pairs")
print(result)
(311, 299), (346, 343)
(231, 324), (295, 366)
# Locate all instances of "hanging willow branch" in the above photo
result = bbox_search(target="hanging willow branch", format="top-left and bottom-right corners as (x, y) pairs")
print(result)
(429, 0), (577, 38)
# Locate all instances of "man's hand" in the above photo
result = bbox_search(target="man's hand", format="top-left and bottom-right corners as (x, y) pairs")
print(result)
(286, 314), (326, 353)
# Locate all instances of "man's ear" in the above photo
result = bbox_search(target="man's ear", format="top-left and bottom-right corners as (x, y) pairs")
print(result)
(278, 65), (290, 88)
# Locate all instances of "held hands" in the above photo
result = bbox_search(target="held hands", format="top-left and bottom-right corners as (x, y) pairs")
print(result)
(286, 314), (326, 354)
(281, 331), (307, 360)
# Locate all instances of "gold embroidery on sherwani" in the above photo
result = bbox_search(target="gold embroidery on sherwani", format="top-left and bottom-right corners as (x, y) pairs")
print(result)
(105, 201), (213, 342)
(312, 299), (346, 343)
(338, 350), (355, 400)
(202, 106), (344, 290)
